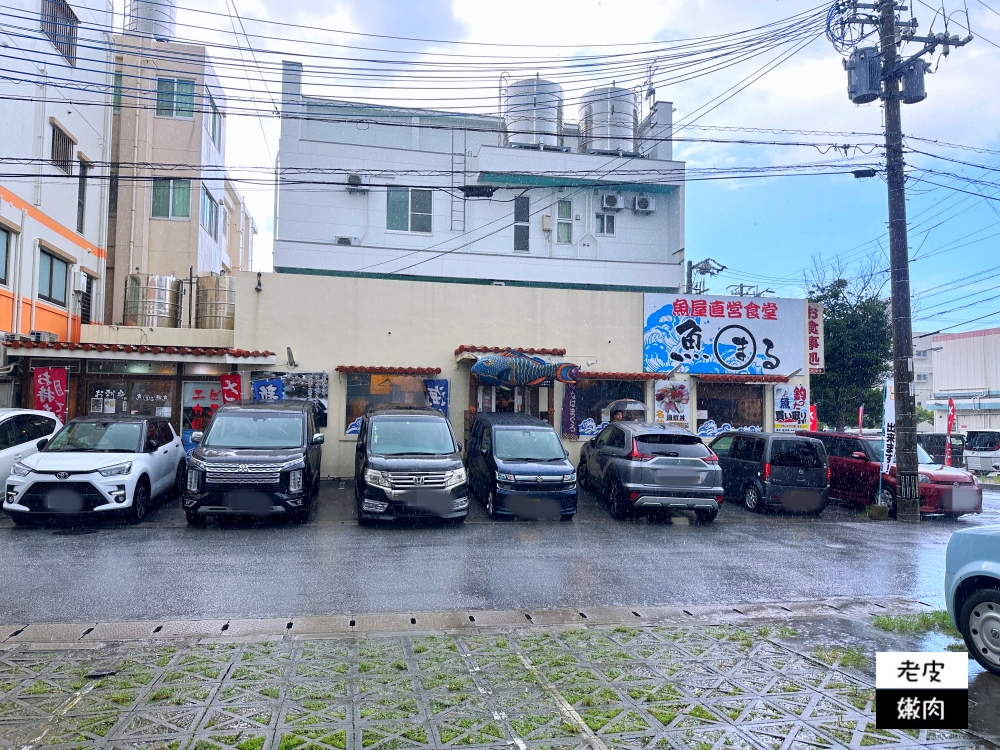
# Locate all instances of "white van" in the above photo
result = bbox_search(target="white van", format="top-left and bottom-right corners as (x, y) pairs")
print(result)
(964, 430), (1000, 474)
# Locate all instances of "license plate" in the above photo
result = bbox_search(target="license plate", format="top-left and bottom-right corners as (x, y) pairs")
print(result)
(949, 487), (979, 512)
(46, 489), (85, 513)
(656, 472), (698, 485)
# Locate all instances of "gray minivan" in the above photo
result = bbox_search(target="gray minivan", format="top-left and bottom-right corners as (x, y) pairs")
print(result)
(708, 432), (829, 514)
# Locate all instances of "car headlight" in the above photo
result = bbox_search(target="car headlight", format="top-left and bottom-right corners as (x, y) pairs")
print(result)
(918, 474), (930, 484)
(496, 472), (516, 483)
(365, 468), (390, 487)
(99, 462), (133, 477)
(289, 469), (304, 493)
(10, 462), (32, 477)
(282, 457), (306, 471)
(564, 472), (576, 483)
(444, 467), (467, 487)
(186, 468), (201, 492)
(188, 456), (207, 471)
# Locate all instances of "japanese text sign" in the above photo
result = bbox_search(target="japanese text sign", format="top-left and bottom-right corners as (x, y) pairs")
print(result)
(33, 367), (68, 424)
(252, 378), (283, 403)
(423, 379), (449, 416)
(882, 378), (896, 473)
(653, 380), (691, 430)
(807, 302), (824, 373)
(875, 652), (968, 729)
(220, 373), (242, 403)
(644, 294), (805, 374)
(774, 384), (809, 432)
(183, 382), (224, 433)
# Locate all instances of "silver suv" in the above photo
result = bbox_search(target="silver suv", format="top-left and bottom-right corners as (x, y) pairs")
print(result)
(577, 422), (724, 522)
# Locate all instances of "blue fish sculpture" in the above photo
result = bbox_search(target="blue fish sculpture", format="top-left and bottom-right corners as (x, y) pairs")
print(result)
(471, 350), (579, 390)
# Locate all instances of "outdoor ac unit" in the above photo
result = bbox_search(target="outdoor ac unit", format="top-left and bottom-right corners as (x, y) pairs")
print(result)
(633, 195), (655, 213)
(346, 174), (370, 193)
(29, 331), (58, 343)
(601, 193), (624, 211)
(335, 236), (361, 246)
(2, 333), (32, 343)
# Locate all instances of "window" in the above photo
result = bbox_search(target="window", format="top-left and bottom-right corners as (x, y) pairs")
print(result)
(12, 414), (56, 444)
(607, 426), (626, 449)
(345, 373), (432, 434)
(769, 439), (824, 469)
(51, 124), (74, 174)
(40, 0), (79, 65)
(514, 196), (530, 252)
(112, 72), (123, 112)
(79, 273), (92, 324)
(155, 78), (195, 118)
(595, 213), (615, 236)
(38, 249), (68, 306)
(152, 178), (191, 218)
(0, 226), (9, 285)
(76, 159), (88, 233)
(710, 434), (734, 457)
(221, 206), (229, 238)
(556, 199), (572, 243)
(386, 187), (432, 233)
(201, 187), (219, 239)
(915, 372), (929, 382)
(207, 93), (221, 147)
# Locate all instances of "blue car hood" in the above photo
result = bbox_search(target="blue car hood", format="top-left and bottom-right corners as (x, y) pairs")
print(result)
(494, 458), (573, 476)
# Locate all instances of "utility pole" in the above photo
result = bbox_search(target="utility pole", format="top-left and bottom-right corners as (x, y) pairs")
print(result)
(828, 0), (971, 523)
(686, 258), (726, 295)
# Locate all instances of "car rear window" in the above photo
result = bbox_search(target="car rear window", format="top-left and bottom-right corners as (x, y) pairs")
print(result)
(769, 439), (825, 468)
(635, 433), (711, 458)
(966, 431), (1000, 451)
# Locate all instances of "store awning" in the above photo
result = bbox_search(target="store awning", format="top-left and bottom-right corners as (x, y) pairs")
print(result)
(578, 372), (660, 380)
(455, 345), (566, 356)
(3, 341), (276, 365)
(696, 374), (790, 384)
(335, 366), (442, 375)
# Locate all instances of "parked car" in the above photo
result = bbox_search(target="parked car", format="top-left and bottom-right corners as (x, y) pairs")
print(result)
(964, 430), (1000, 474)
(916, 432), (966, 468)
(184, 400), (323, 525)
(354, 406), (468, 524)
(797, 430), (982, 517)
(577, 422), (723, 522)
(945, 525), (1000, 676)
(466, 412), (576, 520)
(0, 408), (63, 484)
(708, 432), (829, 514)
(3, 415), (184, 525)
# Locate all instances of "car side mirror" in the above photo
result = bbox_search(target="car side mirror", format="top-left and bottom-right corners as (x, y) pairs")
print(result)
(851, 451), (868, 460)
(457, 442), (463, 453)
(36, 438), (48, 450)
(191, 431), (203, 444)
(312, 433), (325, 445)
(564, 448), (570, 458)
(589, 437), (596, 446)
(480, 445), (490, 456)
(145, 439), (157, 453)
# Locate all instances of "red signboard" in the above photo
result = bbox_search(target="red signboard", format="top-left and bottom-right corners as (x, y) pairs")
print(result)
(946, 397), (955, 467)
(220, 373), (242, 403)
(33, 366), (69, 424)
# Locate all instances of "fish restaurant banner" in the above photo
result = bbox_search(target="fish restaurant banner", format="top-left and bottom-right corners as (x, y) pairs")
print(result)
(643, 294), (806, 375)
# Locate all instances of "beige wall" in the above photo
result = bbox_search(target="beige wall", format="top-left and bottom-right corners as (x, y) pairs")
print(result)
(81, 324), (234, 348)
(232, 271), (810, 478)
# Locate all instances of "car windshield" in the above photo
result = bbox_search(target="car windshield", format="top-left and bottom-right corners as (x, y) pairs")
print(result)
(45, 421), (142, 452)
(867, 439), (935, 464)
(203, 413), (304, 449)
(966, 431), (1000, 452)
(494, 429), (565, 461)
(370, 417), (455, 456)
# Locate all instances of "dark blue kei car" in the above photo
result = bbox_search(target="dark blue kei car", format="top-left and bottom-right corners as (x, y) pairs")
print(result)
(466, 413), (577, 520)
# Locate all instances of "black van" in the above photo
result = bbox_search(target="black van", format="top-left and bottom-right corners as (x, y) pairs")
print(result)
(708, 432), (829, 514)
(916, 432), (965, 468)
(466, 413), (577, 520)
(354, 406), (468, 524)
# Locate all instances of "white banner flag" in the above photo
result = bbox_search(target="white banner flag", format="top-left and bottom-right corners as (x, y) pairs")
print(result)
(882, 378), (896, 473)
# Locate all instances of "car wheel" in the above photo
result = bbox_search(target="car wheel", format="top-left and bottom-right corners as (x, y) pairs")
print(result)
(959, 589), (1000, 676)
(874, 487), (897, 518)
(577, 459), (592, 491)
(485, 488), (498, 519)
(608, 480), (630, 520)
(185, 511), (206, 526)
(9, 514), (33, 527)
(695, 509), (717, 523)
(172, 462), (186, 499)
(743, 484), (762, 512)
(128, 479), (150, 524)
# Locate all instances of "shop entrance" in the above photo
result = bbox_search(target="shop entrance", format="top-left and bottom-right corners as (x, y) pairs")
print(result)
(696, 382), (764, 432)
(467, 375), (553, 441)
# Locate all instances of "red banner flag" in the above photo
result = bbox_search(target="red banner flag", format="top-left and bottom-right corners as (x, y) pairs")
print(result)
(858, 404), (864, 433)
(220, 373), (242, 403)
(809, 404), (818, 431)
(945, 397), (955, 466)
(33, 366), (69, 424)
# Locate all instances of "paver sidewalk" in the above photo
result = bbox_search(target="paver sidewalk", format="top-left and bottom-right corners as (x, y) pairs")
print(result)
(0, 608), (994, 750)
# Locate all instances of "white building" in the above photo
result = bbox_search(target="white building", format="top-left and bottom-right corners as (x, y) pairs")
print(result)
(274, 63), (686, 291)
(913, 331), (935, 430)
(0, 0), (114, 339)
(927, 327), (1000, 432)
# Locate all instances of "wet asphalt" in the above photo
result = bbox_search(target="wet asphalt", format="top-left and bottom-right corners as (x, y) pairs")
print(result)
(0, 483), (997, 623)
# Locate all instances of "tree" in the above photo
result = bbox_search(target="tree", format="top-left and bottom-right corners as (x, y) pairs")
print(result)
(916, 405), (935, 427)
(808, 275), (892, 431)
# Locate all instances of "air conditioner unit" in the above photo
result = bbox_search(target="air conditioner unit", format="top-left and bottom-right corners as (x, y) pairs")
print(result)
(2, 333), (32, 343)
(633, 195), (655, 213)
(601, 193), (624, 211)
(335, 236), (361, 246)
(346, 173), (370, 194)
(29, 331), (59, 343)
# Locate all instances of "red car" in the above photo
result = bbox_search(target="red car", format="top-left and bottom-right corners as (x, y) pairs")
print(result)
(796, 431), (982, 517)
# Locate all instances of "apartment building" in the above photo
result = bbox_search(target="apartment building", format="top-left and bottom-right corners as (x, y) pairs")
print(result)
(0, 0), (114, 341)
(927, 327), (1000, 432)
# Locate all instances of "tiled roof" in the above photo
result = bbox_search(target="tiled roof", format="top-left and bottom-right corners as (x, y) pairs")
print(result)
(696, 374), (790, 383)
(454, 345), (566, 356)
(335, 366), (442, 375)
(2, 341), (274, 358)
(578, 372), (660, 380)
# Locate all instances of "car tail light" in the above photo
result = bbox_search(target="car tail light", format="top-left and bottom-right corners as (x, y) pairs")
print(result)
(763, 462), (771, 482)
(626, 439), (654, 462)
(703, 451), (719, 465)
(827, 465), (831, 482)
(715, 494), (724, 505)
(628, 491), (640, 502)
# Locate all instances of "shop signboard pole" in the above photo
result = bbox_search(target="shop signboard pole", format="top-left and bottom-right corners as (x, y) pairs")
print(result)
(945, 397), (955, 467)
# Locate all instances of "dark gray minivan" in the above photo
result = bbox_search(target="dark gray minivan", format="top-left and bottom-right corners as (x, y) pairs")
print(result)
(708, 432), (829, 514)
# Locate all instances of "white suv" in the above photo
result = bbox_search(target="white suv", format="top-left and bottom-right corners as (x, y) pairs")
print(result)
(3, 416), (185, 525)
(0, 408), (63, 484)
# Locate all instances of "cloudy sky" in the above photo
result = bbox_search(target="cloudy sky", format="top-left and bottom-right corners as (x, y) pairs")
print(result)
(118, 0), (1000, 333)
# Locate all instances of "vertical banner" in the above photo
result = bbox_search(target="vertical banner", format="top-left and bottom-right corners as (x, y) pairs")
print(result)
(653, 380), (691, 430)
(945, 397), (955, 467)
(809, 404), (818, 431)
(882, 378), (896, 473)
(561, 383), (578, 438)
(807, 302), (825, 373)
(182, 382), (223, 454)
(774, 384), (809, 432)
(859, 405), (865, 433)
(33, 367), (69, 424)
(252, 378), (284, 402)
(423, 379), (450, 416)
(220, 373), (242, 403)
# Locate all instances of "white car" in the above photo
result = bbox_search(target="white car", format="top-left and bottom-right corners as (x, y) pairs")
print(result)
(0, 408), (63, 484)
(2, 416), (186, 525)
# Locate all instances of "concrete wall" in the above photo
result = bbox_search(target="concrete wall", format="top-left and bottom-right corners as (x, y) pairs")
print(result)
(231, 271), (810, 477)
(81, 324), (234, 348)
(0, 0), (114, 338)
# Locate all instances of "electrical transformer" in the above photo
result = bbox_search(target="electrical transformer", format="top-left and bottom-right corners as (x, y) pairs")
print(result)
(902, 59), (931, 104)
(845, 47), (882, 104)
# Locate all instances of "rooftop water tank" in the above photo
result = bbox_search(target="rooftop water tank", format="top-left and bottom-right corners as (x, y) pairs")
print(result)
(578, 87), (637, 154)
(126, 0), (177, 41)
(505, 78), (564, 147)
(195, 275), (235, 330)
(123, 274), (182, 328)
